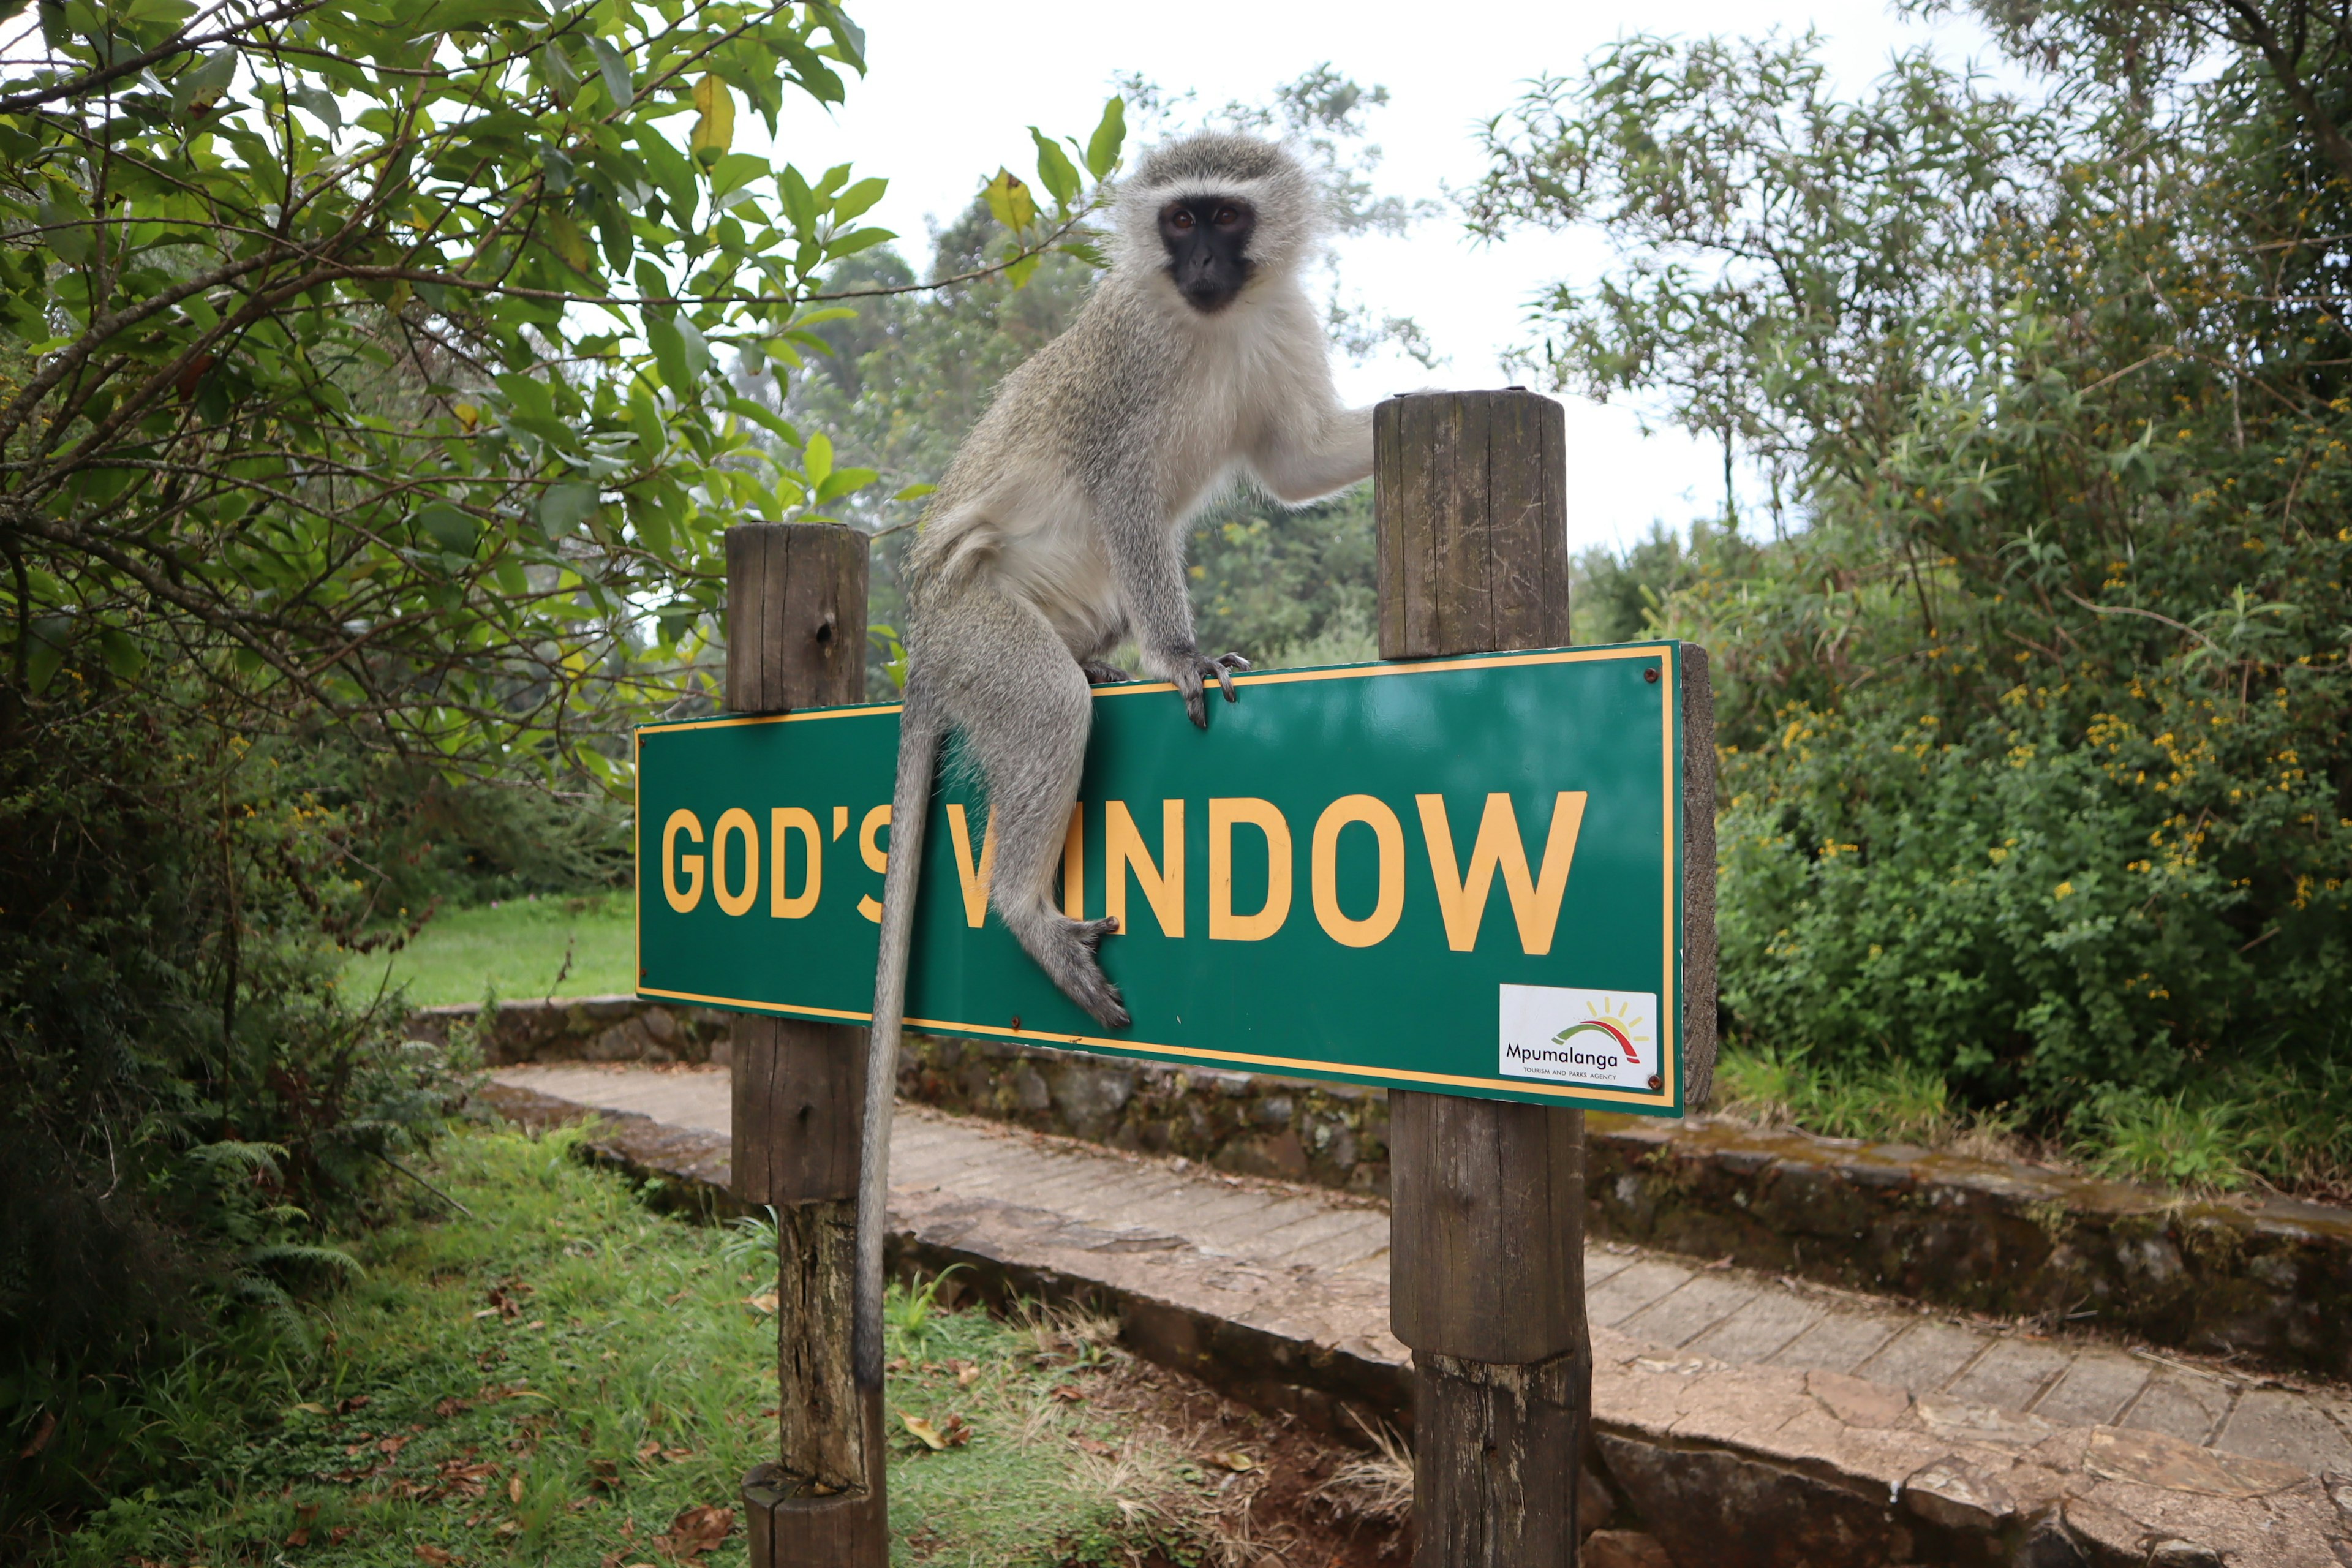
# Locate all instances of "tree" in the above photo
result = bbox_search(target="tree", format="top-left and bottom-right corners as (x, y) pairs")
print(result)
(1472, 23), (2352, 1170)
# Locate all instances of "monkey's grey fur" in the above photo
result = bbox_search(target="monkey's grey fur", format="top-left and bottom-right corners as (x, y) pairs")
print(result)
(853, 134), (1376, 1392)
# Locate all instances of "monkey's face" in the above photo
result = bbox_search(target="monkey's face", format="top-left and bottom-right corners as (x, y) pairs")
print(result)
(1158, 197), (1256, 313)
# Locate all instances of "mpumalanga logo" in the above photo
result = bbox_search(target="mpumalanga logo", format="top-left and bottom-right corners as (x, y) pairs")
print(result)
(1548, 995), (1648, 1067)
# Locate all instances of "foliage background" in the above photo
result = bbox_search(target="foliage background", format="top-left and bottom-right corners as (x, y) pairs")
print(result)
(1472, 2), (2352, 1186)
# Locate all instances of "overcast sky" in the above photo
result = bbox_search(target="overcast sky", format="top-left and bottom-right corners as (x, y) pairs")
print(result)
(767, 0), (2008, 552)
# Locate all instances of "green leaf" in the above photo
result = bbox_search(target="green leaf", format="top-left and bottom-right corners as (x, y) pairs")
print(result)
(173, 47), (235, 117)
(97, 626), (144, 680)
(39, 188), (91, 264)
(1029, 128), (1080, 208)
(417, 505), (478, 556)
(824, 227), (894, 260)
(983, 169), (1036, 233)
(536, 481), (601, 538)
(1084, 97), (1126, 179)
(831, 176), (887, 223)
(815, 466), (876, 503)
(804, 431), (832, 488)
(892, 483), (938, 502)
(646, 318), (690, 393)
(24, 615), (70, 692)
(589, 37), (632, 107)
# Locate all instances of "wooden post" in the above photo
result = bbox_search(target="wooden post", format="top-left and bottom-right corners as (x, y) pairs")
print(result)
(723, 522), (889, 1568)
(1378, 390), (1589, 1566)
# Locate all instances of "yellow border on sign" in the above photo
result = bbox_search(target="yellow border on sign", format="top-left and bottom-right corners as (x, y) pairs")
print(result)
(635, 644), (1683, 1110)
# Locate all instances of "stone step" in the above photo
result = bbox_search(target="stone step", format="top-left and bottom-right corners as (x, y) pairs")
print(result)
(483, 1063), (2352, 1567)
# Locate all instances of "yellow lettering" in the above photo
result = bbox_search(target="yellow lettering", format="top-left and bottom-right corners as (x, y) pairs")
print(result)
(945, 803), (997, 928)
(1106, 799), (1185, 938)
(711, 807), (760, 916)
(1061, 804), (1085, 919)
(831, 805), (850, 840)
(662, 809), (705, 914)
(857, 805), (891, 924)
(1415, 792), (1587, 954)
(770, 807), (821, 918)
(1311, 795), (1403, 947)
(1208, 797), (1291, 940)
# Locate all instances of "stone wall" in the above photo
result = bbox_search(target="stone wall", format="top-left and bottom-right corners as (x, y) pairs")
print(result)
(894, 1032), (1393, 1195)
(407, 994), (733, 1067)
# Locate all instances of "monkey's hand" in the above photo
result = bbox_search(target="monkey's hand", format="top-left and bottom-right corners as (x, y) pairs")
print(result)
(1169, 650), (1250, 728)
(1080, 659), (1133, 685)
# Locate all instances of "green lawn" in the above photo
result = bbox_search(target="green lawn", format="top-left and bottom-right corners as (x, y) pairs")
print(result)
(53, 1124), (1247, 1566)
(340, 893), (637, 1007)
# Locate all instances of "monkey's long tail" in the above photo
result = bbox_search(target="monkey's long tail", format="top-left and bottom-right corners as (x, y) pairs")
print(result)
(854, 688), (943, 1393)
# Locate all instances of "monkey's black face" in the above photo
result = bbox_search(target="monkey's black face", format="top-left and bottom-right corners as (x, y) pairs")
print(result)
(1159, 197), (1256, 313)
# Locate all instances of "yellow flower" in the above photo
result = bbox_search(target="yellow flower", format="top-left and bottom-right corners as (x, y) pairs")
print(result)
(2053, 881), (2075, 899)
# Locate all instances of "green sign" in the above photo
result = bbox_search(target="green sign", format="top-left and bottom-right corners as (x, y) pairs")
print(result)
(636, 643), (1704, 1114)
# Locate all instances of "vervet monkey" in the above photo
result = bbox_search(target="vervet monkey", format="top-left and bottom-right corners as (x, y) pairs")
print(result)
(854, 134), (1377, 1385)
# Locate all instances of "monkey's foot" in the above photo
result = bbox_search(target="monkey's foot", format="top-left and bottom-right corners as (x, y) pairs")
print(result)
(1030, 914), (1129, 1030)
(1172, 650), (1251, 728)
(1080, 660), (1133, 685)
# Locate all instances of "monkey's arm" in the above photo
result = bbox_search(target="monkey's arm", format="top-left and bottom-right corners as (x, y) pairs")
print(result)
(1253, 401), (1374, 504)
(1091, 467), (1241, 728)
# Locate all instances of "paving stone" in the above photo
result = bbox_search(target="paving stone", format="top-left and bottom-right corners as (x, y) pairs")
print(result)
(2123, 1371), (2236, 1446)
(1944, 1335), (2073, 1414)
(2032, 1349), (2151, 1427)
(1584, 1246), (1641, 1289)
(1765, 1309), (1903, 1375)
(1262, 1212), (1391, 1271)
(1857, 1320), (1992, 1393)
(1618, 1272), (1763, 1349)
(1586, 1258), (1698, 1327)
(1684, 1289), (1825, 1365)
(2215, 1387), (2352, 1471)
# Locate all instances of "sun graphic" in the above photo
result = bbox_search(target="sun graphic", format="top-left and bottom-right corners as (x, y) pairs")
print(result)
(1548, 995), (1651, 1066)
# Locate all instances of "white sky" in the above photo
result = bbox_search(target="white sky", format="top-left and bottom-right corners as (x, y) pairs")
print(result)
(770, 0), (2010, 553)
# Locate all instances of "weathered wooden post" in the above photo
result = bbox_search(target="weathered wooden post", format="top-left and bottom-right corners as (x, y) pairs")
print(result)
(723, 522), (889, 1568)
(1378, 389), (1694, 1567)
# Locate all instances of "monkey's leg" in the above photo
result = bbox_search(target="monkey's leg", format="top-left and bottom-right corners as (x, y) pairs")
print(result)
(922, 588), (1128, 1029)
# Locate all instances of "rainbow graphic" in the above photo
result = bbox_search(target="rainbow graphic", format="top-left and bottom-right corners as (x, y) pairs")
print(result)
(1548, 995), (1648, 1067)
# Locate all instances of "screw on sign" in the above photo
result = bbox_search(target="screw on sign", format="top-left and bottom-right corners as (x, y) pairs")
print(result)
(669, 394), (1717, 1568)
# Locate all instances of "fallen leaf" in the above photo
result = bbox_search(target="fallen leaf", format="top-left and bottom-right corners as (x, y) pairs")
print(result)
(508, 1475), (525, 1504)
(336, 1395), (371, 1415)
(1073, 1436), (1115, 1457)
(329, 1525), (355, 1545)
(292, 1402), (332, 1416)
(435, 1396), (473, 1417)
(494, 1519), (522, 1537)
(743, 1292), (778, 1314)
(955, 1363), (981, 1389)
(524, 1320), (547, 1331)
(378, 1434), (413, 1457)
(1050, 1384), (1086, 1403)
(1208, 1451), (1258, 1473)
(285, 1526), (311, 1547)
(653, 1503), (734, 1561)
(17, 1409), (55, 1458)
(899, 1413), (949, 1451)
(414, 1547), (458, 1566)
(636, 1438), (662, 1461)
(663, 1288), (690, 1306)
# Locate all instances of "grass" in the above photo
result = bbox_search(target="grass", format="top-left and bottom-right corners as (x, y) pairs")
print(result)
(340, 894), (636, 1008)
(49, 1122), (1267, 1567)
(1711, 1047), (2352, 1200)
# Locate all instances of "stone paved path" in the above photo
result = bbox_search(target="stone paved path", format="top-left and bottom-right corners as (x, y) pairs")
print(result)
(492, 1063), (2352, 1480)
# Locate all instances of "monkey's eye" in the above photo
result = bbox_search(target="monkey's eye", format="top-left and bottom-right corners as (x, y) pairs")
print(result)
(1213, 205), (1242, 227)
(1168, 208), (1195, 231)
